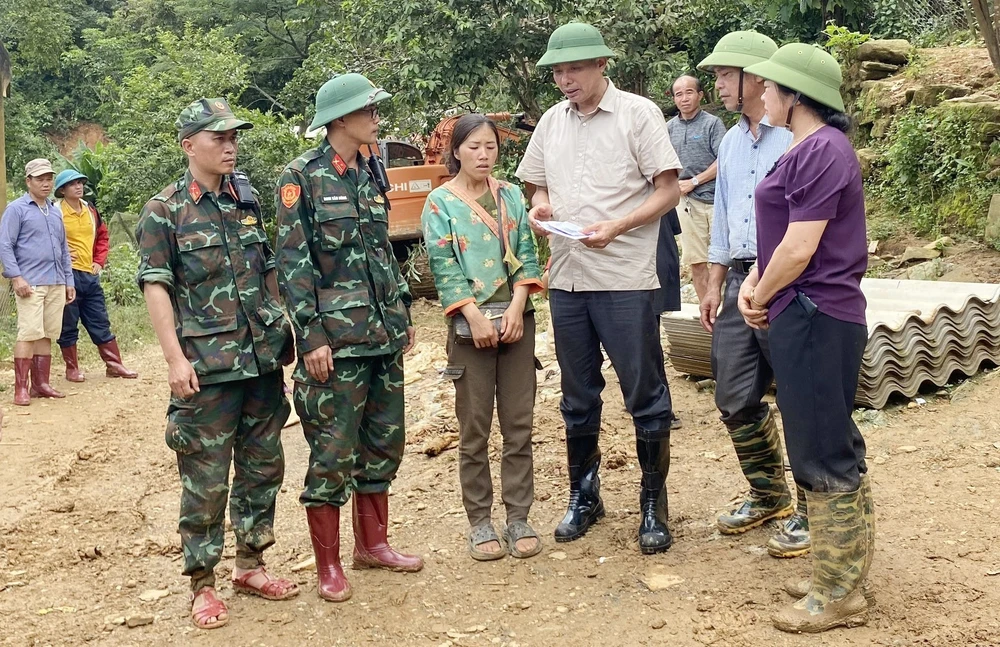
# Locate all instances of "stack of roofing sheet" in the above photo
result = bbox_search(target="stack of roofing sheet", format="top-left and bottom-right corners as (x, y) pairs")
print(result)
(661, 278), (1000, 409)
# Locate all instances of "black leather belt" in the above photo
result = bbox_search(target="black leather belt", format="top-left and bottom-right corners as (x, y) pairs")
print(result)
(731, 258), (756, 274)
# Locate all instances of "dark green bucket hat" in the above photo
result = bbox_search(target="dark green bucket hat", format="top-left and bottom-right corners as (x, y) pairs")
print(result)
(537, 22), (615, 67)
(309, 73), (392, 131)
(697, 31), (779, 71)
(176, 98), (252, 142)
(745, 43), (846, 112)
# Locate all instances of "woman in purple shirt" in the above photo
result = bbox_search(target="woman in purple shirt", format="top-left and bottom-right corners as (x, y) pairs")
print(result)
(737, 45), (874, 634)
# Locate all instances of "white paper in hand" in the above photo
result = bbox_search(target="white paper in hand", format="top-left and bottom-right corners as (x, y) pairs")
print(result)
(536, 220), (589, 240)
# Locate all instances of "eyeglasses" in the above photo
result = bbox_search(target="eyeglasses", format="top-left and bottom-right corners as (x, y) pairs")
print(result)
(356, 106), (379, 120)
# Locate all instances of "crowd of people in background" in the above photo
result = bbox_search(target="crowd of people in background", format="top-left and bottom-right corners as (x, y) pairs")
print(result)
(0, 19), (874, 638)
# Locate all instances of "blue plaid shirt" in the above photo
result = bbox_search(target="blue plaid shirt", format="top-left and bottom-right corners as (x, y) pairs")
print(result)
(708, 115), (792, 265)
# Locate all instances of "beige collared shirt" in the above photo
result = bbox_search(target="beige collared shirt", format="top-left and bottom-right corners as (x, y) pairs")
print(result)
(516, 79), (681, 291)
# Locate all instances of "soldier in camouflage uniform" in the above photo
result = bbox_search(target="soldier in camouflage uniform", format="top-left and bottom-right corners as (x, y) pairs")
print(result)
(136, 98), (299, 630)
(275, 73), (423, 603)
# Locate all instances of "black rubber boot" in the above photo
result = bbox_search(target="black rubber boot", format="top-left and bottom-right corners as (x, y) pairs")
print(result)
(637, 435), (673, 554)
(554, 434), (605, 542)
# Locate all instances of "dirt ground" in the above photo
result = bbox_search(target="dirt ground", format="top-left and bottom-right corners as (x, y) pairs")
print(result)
(1, 300), (999, 647)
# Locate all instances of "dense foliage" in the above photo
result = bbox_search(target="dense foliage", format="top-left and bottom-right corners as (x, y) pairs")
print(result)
(0, 0), (972, 222)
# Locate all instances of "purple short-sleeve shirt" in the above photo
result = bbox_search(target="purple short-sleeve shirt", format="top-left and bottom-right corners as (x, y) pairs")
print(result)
(755, 126), (868, 326)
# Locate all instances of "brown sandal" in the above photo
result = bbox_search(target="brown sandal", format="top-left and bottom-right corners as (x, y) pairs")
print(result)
(191, 587), (229, 630)
(232, 567), (300, 601)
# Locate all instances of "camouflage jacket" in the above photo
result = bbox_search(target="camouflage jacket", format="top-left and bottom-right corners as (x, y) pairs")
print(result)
(136, 170), (292, 385)
(275, 139), (411, 384)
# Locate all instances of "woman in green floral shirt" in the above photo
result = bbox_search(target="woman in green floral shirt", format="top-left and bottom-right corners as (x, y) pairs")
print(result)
(421, 114), (544, 561)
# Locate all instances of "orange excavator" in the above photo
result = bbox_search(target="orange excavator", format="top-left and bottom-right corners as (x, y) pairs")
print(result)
(366, 112), (533, 299)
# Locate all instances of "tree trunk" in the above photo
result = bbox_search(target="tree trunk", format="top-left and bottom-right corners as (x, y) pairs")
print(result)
(970, 0), (1000, 77)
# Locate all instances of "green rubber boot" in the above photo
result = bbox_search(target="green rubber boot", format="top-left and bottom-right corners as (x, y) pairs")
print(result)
(781, 475), (875, 605)
(773, 483), (872, 633)
(717, 409), (793, 534)
(768, 486), (810, 558)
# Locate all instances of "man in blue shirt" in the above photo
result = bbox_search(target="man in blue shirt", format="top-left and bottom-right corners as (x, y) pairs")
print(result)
(0, 159), (76, 406)
(697, 33), (808, 559)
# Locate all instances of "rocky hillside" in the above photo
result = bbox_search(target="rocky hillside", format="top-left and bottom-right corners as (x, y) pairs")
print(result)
(844, 40), (1000, 254)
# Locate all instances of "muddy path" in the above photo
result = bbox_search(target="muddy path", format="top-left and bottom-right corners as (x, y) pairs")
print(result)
(1, 302), (998, 646)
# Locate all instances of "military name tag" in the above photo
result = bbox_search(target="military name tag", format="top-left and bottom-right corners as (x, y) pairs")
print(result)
(321, 195), (349, 204)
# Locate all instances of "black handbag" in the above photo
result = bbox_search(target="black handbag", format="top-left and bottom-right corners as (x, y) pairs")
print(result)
(453, 195), (514, 345)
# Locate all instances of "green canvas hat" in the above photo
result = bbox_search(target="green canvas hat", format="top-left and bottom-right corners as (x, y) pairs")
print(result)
(697, 31), (779, 71)
(309, 73), (392, 131)
(536, 22), (615, 67)
(744, 43), (846, 112)
(176, 98), (252, 142)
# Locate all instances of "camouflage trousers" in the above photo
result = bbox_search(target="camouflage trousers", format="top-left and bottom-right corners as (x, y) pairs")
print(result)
(295, 352), (405, 507)
(164, 371), (290, 592)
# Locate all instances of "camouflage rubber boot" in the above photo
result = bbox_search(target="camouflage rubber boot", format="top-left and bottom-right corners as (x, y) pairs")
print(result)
(767, 486), (810, 558)
(781, 475), (875, 606)
(772, 486), (871, 633)
(717, 409), (793, 534)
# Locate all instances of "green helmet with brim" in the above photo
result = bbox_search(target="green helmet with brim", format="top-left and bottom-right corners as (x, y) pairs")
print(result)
(744, 43), (846, 112)
(309, 73), (392, 131)
(697, 31), (778, 71)
(536, 22), (615, 67)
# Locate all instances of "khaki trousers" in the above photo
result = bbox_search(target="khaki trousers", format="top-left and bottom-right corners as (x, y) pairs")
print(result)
(446, 313), (536, 527)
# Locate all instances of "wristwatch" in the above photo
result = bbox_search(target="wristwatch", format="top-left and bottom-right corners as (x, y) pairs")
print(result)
(690, 176), (700, 187)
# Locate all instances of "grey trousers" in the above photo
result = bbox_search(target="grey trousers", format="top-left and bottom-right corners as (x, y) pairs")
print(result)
(710, 269), (773, 429)
(446, 314), (536, 527)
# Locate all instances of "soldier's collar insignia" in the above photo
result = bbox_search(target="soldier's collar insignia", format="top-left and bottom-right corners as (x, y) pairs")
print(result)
(373, 194), (385, 204)
(280, 183), (301, 209)
(188, 180), (203, 203)
(239, 214), (258, 227)
(332, 153), (348, 176)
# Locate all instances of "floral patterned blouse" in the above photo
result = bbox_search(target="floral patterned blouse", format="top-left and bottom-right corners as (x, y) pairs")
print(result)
(421, 177), (544, 316)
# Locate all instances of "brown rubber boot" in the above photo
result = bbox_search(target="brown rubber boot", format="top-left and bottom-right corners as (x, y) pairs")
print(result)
(29, 355), (65, 398)
(352, 492), (423, 572)
(98, 339), (138, 378)
(62, 345), (86, 383)
(305, 505), (352, 602)
(13, 357), (31, 406)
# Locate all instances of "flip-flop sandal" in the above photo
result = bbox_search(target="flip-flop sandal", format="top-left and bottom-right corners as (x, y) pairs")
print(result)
(232, 567), (300, 601)
(503, 520), (543, 559)
(191, 587), (229, 630)
(468, 523), (507, 561)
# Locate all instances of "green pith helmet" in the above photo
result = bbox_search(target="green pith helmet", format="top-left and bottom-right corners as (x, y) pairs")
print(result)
(744, 43), (846, 112)
(536, 22), (615, 67)
(309, 73), (392, 131)
(697, 31), (779, 71)
(176, 98), (252, 142)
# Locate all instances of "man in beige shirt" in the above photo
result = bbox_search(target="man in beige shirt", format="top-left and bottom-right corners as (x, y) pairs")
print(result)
(516, 22), (681, 555)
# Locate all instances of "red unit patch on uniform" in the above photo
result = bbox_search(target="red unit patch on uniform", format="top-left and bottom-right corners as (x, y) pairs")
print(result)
(332, 154), (348, 176)
(280, 183), (301, 208)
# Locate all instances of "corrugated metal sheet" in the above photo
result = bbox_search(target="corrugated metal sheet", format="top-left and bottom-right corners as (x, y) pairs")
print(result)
(661, 278), (1000, 409)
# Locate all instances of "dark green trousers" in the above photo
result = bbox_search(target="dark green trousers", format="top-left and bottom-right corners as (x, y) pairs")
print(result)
(295, 351), (405, 507)
(165, 371), (290, 591)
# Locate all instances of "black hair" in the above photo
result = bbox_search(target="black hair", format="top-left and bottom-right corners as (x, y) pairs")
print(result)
(446, 114), (500, 176)
(776, 83), (852, 133)
(672, 74), (703, 94)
